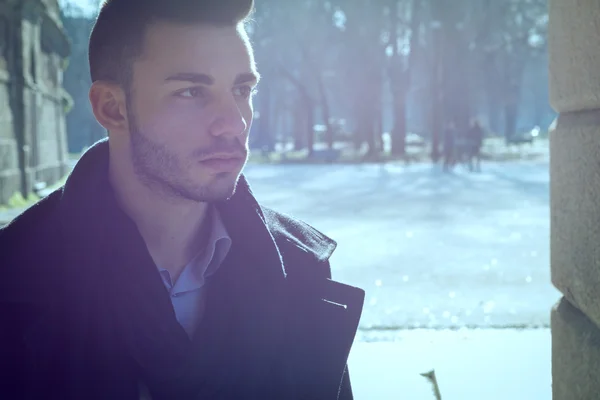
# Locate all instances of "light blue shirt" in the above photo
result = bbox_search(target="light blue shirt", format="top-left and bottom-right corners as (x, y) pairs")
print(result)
(157, 206), (231, 339)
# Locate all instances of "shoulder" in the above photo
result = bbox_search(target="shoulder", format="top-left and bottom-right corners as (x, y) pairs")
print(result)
(0, 189), (62, 244)
(0, 189), (64, 304)
(261, 206), (336, 279)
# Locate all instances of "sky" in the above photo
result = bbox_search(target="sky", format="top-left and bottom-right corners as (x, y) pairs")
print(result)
(60, 0), (99, 16)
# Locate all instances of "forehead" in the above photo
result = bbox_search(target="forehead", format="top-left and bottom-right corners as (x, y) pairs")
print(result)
(135, 21), (255, 80)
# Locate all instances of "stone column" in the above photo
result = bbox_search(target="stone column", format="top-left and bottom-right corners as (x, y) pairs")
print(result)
(549, 0), (600, 398)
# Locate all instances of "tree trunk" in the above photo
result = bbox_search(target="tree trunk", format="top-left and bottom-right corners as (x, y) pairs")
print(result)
(375, 101), (384, 153)
(483, 53), (502, 135)
(430, 85), (442, 162)
(365, 117), (376, 158)
(388, 0), (405, 157)
(504, 100), (518, 142)
(488, 94), (502, 135)
(305, 96), (315, 157)
(429, 21), (443, 162)
(454, 48), (471, 132)
(257, 78), (273, 152)
(354, 94), (369, 154)
(273, 93), (287, 151)
(388, 0), (421, 157)
(358, 79), (379, 159)
(293, 96), (305, 151)
(391, 96), (407, 156)
(502, 55), (525, 142)
(277, 65), (314, 153)
(316, 74), (334, 150)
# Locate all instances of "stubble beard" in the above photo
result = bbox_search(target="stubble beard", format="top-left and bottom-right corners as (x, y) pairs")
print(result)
(126, 104), (241, 204)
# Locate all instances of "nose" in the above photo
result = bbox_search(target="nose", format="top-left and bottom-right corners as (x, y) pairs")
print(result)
(208, 100), (248, 138)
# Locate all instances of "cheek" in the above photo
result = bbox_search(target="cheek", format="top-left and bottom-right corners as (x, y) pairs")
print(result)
(141, 102), (210, 140)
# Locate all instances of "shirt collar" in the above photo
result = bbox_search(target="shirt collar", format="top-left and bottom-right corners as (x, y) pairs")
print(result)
(159, 206), (231, 295)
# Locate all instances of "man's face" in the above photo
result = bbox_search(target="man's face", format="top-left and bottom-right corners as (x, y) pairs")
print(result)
(126, 21), (258, 203)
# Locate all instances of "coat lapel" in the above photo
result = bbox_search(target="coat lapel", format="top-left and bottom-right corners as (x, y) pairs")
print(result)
(215, 178), (366, 399)
(274, 234), (365, 399)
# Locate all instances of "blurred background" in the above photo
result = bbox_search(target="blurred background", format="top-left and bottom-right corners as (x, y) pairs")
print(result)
(60, 0), (553, 160)
(0, 0), (556, 398)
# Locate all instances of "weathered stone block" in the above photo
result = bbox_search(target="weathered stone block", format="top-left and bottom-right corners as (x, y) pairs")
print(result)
(551, 115), (600, 327)
(0, 138), (17, 172)
(548, 0), (600, 113)
(0, 1), (70, 205)
(552, 297), (600, 399)
(0, 171), (21, 205)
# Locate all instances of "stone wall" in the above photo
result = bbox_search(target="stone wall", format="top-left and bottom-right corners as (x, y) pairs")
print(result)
(0, 2), (20, 204)
(0, 0), (69, 204)
(549, 0), (600, 398)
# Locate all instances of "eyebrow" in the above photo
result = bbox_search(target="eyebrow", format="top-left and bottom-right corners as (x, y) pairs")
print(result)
(234, 72), (261, 85)
(165, 71), (261, 86)
(165, 73), (214, 85)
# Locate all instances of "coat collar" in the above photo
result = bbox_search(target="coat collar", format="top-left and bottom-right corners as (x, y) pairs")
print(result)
(58, 138), (337, 275)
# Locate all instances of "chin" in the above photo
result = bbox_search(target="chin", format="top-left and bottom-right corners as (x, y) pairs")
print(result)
(192, 174), (240, 203)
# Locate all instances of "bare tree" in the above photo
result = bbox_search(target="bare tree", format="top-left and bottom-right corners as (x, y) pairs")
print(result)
(387, 0), (422, 158)
(473, 0), (547, 141)
(252, 1), (343, 156)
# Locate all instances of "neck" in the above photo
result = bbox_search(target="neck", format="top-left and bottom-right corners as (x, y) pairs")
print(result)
(108, 143), (210, 280)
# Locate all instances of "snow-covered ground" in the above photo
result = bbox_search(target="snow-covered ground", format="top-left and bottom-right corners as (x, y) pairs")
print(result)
(349, 329), (551, 399)
(1, 155), (557, 335)
(244, 159), (559, 334)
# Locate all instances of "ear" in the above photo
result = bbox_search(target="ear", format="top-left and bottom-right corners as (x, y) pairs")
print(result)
(89, 81), (129, 133)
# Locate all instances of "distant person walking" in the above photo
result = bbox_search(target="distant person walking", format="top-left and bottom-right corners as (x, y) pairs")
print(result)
(443, 121), (457, 172)
(466, 119), (484, 172)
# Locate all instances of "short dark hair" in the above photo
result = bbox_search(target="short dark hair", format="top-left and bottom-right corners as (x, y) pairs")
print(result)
(89, 0), (254, 88)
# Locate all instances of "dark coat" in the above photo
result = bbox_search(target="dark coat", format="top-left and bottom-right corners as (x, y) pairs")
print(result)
(0, 140), (365, 399)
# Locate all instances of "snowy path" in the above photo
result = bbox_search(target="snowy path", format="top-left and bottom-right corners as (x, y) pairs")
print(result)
(244, 160), (559, 331)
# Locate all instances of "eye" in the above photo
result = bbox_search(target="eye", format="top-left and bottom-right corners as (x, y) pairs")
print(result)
(176, 87), (206, 99)
(233, 85), (258, 99)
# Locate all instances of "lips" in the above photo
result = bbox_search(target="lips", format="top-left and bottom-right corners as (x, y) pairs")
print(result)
(199, 152), (245, 161)
(198, 154), (245, 172)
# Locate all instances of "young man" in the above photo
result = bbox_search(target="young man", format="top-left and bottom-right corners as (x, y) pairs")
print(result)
(0, 0), (364, 398)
